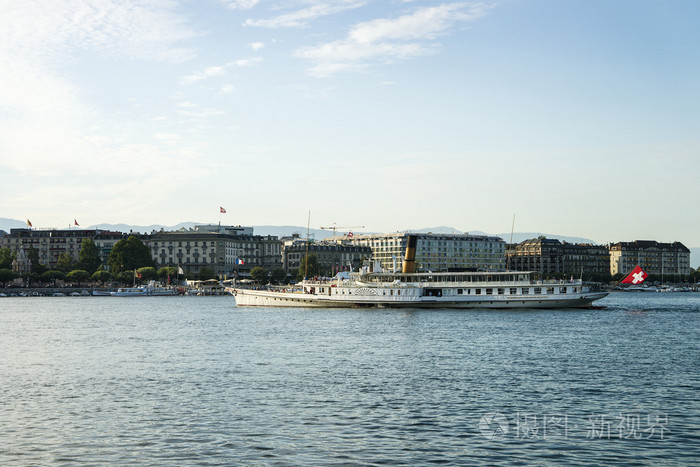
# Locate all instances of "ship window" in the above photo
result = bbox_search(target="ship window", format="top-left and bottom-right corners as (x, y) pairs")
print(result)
(498, 288), (505, 295)
(534, 287), (541, 294)
(510, 288), (517, 295)
(457, 289), (463, 294)
(522, 288), (529, 295)
(475, 289), (481, 295)
(486, 289), (493, 295)
(560, 287), (567, 294)
(547, 287), (554, 294)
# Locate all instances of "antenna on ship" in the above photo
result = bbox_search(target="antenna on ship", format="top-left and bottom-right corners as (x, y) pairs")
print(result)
(304, 210), (310, 280)
(506, 214), (515, 271)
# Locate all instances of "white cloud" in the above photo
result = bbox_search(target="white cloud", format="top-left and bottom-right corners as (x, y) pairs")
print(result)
(179, 58), (262, 85)
(294, 2), (490, 77)
(0, 1), (209, 225)
(155, 133), (182, 141)
(0, 1), (197, 66)
(244, 0), (368, 28)
(250, 42), (266, 51)
(180, 65), (229, 84)
(221, 84), (237, 94)
(221, 0), (262, 9)
(234, 57), (263, 67)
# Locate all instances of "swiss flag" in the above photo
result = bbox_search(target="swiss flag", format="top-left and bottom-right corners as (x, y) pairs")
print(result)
(621, 265), (648, 284)
(220, 206), (226, 213)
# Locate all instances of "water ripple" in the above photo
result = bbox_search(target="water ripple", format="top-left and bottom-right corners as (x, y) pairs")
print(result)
(0, 293), (698, 465)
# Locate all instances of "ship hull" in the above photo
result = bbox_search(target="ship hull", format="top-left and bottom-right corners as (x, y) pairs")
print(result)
(232, 289), (608, 309)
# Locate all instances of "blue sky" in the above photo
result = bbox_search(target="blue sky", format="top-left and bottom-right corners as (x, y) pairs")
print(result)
(1, 0), (698, 246)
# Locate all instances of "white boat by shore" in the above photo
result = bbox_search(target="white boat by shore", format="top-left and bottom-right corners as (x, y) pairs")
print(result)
(111, 286), (176, 297)
(231, 270), (608, 309)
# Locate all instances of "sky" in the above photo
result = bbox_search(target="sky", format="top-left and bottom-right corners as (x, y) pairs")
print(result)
(1, 0), (698, 246)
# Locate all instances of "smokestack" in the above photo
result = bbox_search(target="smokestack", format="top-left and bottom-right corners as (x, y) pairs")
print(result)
(402, 235), (417, 274)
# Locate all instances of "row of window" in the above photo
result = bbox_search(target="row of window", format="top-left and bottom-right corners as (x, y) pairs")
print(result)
(326, 286), (579, 296)
(457, 286), (578, 295)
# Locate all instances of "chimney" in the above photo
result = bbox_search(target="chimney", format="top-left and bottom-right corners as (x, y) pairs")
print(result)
(402, 235), (417, 273)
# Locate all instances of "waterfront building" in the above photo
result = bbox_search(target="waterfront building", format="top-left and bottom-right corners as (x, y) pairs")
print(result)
(506, 237), (610, 277)
(282, 239), (371, 275)
(149, 225), (281, 278)
(0, 228), (128, 270)
(11, 248), (31, 275)
(338, 232), (506, 272)
(609, 240), (690, 279)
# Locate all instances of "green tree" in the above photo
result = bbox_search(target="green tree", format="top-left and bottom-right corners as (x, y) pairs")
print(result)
(250, 266), (269, 285)
(22, 272), (40, 286)
(115, 270), (136, 285)
(27, 245), (41, 273)
(78, 238), (102, 274)
(199, 267), (216, 281)
(0, 248), (13, 269)
(137, 266), (158, 281)
(107, 236), (154, 274)
(269, 267), (287, 284)
(158, 267), (178, 281)
(0, 268), (18, 286)
(66, 269), (90, 286)
(91, 270), (113, 284)
(41, 270), (65, 286)
(297, 254), (320, 281)
(56, 252), (74, 273)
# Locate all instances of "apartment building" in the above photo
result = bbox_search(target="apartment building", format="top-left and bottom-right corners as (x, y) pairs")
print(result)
(339, 232), (506, 272)
(506, 237), (610, 276)
(149, 225), (281, 278)
(0, 228), (128, 270)
(609, 240), (690, 279)
(282, 240), (371, 275)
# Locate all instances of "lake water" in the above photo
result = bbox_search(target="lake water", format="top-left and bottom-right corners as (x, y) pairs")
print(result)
(0, 293), (698, 465)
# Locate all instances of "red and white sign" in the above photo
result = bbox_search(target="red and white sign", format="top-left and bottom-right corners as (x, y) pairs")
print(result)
(621, 265), (648, 284)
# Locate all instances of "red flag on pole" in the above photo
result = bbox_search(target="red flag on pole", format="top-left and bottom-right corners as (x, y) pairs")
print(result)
(74, 219), (79, 226)
(220, 206), (226, 213)
(621, 266), (648, 285)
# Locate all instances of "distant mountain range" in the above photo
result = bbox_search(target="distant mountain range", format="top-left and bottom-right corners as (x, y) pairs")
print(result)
(2, 217), (698, 268)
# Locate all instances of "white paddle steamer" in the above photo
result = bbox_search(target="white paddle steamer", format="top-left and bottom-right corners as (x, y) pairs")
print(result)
(231, 236), (607, 308)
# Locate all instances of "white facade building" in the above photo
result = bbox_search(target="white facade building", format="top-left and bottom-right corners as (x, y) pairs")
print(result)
(339, 232), (506, 272)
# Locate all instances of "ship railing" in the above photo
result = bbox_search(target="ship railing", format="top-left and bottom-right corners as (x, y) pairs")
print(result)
(530, 279), (582, 285)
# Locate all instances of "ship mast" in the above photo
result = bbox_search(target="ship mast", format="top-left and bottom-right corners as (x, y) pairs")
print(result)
(304, 211), (310, 280)
(506, 214), (515, 271)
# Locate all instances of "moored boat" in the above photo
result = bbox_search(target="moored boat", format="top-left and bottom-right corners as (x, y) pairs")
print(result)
(110, 286), (176, 297)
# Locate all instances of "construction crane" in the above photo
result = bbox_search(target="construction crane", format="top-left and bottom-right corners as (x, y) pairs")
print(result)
(320, 223), (365, 237)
